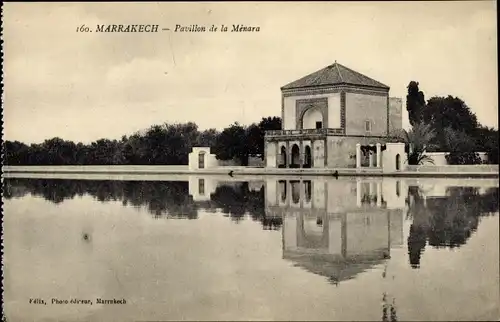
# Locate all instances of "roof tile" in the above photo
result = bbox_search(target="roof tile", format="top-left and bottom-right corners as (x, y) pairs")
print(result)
(282, 62), (389, 90)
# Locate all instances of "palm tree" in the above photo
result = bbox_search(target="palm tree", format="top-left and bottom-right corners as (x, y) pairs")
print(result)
(390, 123), (438, 165)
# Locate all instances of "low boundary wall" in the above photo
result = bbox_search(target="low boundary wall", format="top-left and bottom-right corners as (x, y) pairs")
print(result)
(3, 165), (498, 178)
(406, 164), (498, 173)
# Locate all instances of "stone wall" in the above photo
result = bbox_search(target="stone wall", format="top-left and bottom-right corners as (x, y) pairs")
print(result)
(345, 92), (388, 136)
(423, 152), (489, 166)
(406, 164), (499, 173)
(326, 136), (387, 168)
(312, 140), (326, 167)
(345, 211), (390, 255)
(388, 97), (403, 133)
(2, 165), (190, 172)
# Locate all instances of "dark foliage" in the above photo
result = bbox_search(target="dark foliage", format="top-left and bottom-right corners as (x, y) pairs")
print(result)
(3, 117), (282, 166)
(404, 82), (498, 164)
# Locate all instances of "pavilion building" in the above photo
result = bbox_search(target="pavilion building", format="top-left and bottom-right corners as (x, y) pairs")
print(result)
(264, 62), (403, 169)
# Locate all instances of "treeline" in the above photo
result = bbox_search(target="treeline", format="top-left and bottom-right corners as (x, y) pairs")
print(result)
(3, 117), (282, 166)
(405, 81), (499, 164)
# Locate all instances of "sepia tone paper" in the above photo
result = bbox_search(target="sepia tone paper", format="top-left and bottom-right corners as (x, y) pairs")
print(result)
(1, 2), (498, 322)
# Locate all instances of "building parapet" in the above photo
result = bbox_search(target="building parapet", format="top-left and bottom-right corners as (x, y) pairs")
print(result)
(265, 128), (345, 139)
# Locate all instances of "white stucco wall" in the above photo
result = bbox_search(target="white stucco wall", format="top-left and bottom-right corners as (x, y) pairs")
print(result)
(284, 215), (298, 250)
(382, 179), (407, 209)
(283, 93), (341, 130)
(328, 93), (341, 128)
(382, 143), (406, 173)
(188, 176), (217, 201)
(328, 218), (342, 254)
(422, 152), (489, 166)
(265, 141), (277, 168)
(188, 147), (218, 170)
(265, 179), (277, 206)
(283, 97), (297, 129)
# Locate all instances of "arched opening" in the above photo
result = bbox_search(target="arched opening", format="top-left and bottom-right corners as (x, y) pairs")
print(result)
(279, 180), (287, 202)
(279, 145), (287, 168)
(291, 144), (300, 168)
(198, 152), (206, 169)
(396, 181), (401, 197)
(303, 145), (312, 168)
(304, 180), (312, 203)
(298, 214), (328, 250)
(291, 180), (300, 204)
(301, 107), (324, 129)
(395, 154), (401, 171)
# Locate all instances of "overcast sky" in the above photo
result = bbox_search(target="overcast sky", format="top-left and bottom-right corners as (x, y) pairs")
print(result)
(3, 1), (497, 144)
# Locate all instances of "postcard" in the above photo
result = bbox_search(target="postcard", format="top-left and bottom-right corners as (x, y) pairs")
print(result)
(2, 2), (498, 321)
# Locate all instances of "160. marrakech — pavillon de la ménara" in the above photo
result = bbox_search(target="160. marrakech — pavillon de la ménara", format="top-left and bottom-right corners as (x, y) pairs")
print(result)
(264, 62), (403, 170)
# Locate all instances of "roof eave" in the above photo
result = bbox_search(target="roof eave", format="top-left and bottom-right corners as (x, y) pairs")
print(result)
(281, 82), (390, 92)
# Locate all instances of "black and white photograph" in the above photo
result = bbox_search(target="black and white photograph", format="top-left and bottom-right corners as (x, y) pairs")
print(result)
(1, 1), (499, 321)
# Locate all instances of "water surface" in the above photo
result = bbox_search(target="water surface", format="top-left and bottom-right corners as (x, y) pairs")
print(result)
(3, 176), (499, 321)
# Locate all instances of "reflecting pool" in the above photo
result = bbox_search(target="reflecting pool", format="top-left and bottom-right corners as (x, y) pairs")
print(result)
(3, 176), (499, 321)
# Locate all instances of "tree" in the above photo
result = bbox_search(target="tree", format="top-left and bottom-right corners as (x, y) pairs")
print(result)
(393, 123), (438, 165)
(404, 81), (498, 164)
(3, 140), (30, 165)
(197, 128), (219, 148)
(406, 81), (426, 126)
(257, 116), (282, 159)
(475, 126), (499, 164)
(213, 122), (249, 165)
(443, 127), (482, 165)
(243, 116), (283, 160)
(3, 116), (284, 166)
(246, 123), (262, 156)
(423, 96), (480, 151)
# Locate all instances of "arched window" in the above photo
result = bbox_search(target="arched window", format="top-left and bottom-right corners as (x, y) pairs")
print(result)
(301, 107), (324, 130)
(279, 146), (287, 168)
(291, 144), (300, 168)
(198, 152), (206, 169)
(304, 145), (312, 168)
(199, 179), (205, 195)
(395, 154), (401, 171)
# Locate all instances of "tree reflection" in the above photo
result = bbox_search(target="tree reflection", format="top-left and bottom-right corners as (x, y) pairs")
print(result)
(3, 179), (198, 219)
(210, 183), (282, 230)
(3, 178), (278, 229)
(406, 186), (499, 268)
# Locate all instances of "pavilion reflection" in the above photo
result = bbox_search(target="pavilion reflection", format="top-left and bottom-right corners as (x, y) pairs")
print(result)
(265, 178), (406, 284)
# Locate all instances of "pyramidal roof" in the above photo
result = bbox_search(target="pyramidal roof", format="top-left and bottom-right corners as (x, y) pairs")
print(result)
(281, 62), (390, 90)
